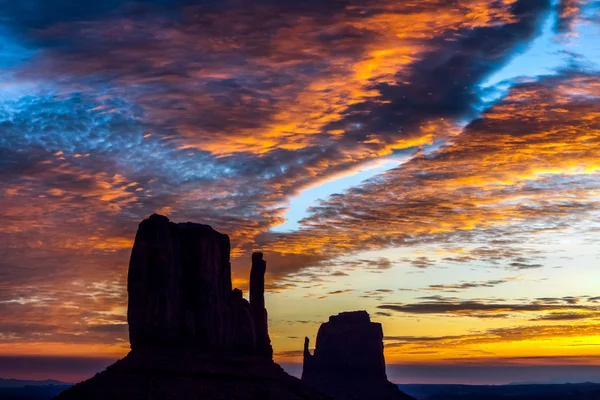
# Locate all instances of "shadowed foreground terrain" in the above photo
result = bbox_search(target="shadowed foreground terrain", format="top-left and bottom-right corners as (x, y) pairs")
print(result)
(4, 381), (600, 400)
(54, 350), (325, 400)
(0, 383), (72, 400)
(399, 382), (600, 400)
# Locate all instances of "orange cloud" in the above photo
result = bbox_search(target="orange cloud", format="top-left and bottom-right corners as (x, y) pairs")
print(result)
(264, 73), (600, 265)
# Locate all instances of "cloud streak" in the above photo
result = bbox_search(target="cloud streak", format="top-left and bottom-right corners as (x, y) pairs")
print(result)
(378, 296), (600, 318)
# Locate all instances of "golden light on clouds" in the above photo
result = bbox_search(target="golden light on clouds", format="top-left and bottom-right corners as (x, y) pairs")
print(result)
(1, 0), (600, 381)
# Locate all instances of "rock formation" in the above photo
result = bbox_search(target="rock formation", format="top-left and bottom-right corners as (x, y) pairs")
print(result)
(250, 252), (272, 358)
(55, 214), (328, 400)
(302, 311), (414, 400)
(126, 214), (271, 356)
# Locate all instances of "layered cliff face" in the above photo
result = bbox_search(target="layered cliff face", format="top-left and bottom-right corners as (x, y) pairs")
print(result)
(302, 311), (414, 400)
(127, 214), (271, 357)
(55, 215), (326, 400)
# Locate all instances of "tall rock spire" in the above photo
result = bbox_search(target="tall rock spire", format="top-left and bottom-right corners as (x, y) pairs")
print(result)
(250, 252), (273, 358)
(303, 336), (313, 373)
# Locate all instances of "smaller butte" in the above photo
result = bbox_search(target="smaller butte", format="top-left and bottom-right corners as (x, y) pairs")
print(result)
(302, 310), (415, 400)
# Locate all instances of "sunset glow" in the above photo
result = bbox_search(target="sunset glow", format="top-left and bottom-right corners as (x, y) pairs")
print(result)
(1, 0), (600, 384)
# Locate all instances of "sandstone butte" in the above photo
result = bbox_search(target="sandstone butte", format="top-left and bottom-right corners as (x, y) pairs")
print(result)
(55, 214), (329, 400)
(303, 311), (415, 400)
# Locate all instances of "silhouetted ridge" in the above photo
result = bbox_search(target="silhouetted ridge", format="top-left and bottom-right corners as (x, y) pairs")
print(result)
(302, 310), (414, 400)
(55, 214), (327, 400)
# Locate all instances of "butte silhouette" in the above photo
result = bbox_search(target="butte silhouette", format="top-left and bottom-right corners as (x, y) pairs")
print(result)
(55, 214), (328, 400)
(302, 311), (414, 400)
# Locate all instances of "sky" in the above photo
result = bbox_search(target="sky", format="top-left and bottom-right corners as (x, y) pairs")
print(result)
(1, 0), (600, 385)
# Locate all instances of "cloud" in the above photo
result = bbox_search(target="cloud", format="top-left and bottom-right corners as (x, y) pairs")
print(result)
(406, 256), (437, 269)
(330, 271), (349, 277)
(0, 0), (596, 356)
(361, 289), (395, 300)
(383, 322), (600, 366)
(509, 261), (544, 270)
(264, 72), (600, 275)
(536, 296), (582, 305)
(374, 311), (392, 317)
(377, 296), (600, 318)
(531, 312), (600, 321)
(556, 0), (587, 33)
(423, 277), (519, 292)
(87, 324), (129, 333)
(317, 289), (354, 299)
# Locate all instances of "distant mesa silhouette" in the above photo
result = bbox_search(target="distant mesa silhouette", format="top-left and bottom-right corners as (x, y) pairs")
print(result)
(55, 214), (329, 400)
(302, 311), (414, 400)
